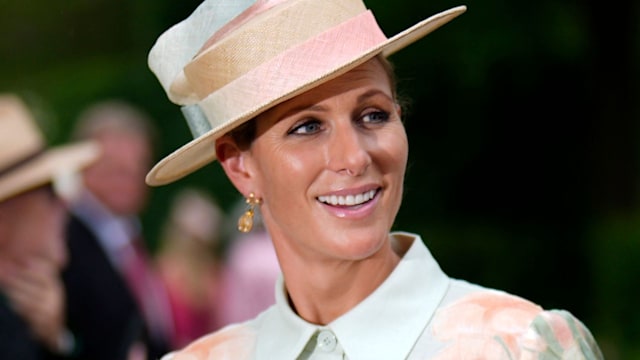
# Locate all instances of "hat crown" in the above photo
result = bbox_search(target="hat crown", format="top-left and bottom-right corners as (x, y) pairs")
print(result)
(173, 0), (367, 101)
(0, 96), (45, 172)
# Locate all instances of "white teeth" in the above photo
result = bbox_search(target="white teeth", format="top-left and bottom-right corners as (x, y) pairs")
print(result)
(345, 195), (355, 205)
(318, 189), (377, 206)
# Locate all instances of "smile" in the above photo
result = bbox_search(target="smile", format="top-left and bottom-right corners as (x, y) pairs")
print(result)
(317, 189), (378, 206)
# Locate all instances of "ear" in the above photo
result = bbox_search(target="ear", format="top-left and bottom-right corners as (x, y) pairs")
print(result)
(216, 135), (254, 196)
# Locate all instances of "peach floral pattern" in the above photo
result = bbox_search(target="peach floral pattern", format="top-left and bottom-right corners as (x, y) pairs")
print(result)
(431, 290), (603, 359)
(161, 323), (256, 360)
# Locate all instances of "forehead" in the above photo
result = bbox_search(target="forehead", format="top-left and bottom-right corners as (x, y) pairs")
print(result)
(257, 58), (393, 121)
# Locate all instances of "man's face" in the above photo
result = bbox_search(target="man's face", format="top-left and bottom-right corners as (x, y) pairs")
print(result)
(83, 131), (152, 216)
(0, 187), (68, 269)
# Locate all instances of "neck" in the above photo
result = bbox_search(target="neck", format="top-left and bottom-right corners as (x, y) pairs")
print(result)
(280, 240), (400, 325)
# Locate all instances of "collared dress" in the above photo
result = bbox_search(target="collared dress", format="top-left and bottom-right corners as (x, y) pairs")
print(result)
(161, 232), (603, 360)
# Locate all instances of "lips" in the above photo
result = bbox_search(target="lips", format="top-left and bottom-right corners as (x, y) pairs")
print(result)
(317, 188), (378, 206)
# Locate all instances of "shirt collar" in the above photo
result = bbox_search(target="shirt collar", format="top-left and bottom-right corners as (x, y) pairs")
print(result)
(256, 232), (450, 360)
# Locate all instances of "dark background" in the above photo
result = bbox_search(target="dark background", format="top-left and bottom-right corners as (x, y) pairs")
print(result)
(1, 1), (638, 358)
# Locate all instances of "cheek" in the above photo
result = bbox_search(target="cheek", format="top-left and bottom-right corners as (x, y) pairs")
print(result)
(397, 141), (409, 175)
(378, 127), (409, 175)
(255, 145), (318, 196)
(11, 218), (47, 257)
(378, 129), (408, 218)
(250, 143), (322, 230)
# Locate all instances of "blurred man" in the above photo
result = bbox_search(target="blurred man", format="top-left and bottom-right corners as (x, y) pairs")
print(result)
(0, 94), (99, 359)
(61, 100), (173, 360)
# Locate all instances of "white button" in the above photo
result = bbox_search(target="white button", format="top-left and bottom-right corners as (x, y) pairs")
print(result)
(317, 330), (337, 352)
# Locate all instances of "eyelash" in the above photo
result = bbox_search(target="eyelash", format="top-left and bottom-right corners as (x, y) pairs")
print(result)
(288, 120), (321, 135)
(287, 110), (391, 135)
(362, 110), (390, 124)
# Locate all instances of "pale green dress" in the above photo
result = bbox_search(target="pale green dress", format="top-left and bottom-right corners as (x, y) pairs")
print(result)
(162, 232), (603, 360)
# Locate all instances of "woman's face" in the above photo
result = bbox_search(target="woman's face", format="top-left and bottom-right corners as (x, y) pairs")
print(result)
(242, 58), (408, 262)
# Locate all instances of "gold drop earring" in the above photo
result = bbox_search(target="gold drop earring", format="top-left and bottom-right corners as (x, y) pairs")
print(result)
(238, 192), (261, 233)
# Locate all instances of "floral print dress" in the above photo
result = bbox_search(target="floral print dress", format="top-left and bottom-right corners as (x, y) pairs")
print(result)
(426, 291), (602, 359)
(161, 232), (603, 360)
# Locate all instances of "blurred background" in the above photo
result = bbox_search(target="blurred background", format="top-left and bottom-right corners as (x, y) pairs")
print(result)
(1, 0), (638, 358)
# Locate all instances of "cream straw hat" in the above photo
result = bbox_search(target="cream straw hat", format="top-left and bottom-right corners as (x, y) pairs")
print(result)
(0, 94), (100, 202)
(147, 0), (467, 186)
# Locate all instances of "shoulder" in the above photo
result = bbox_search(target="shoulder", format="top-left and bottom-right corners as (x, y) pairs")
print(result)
(160, 322), (259, 360)
(524, 309), (603, 359)
(430, 289), (603, 359)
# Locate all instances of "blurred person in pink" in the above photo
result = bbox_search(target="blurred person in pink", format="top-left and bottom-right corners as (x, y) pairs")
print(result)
(154, 187), (227, 348)
(0, 94), (99, 359)
(217, 196), (280, 326)
(61, 100), (173, 360)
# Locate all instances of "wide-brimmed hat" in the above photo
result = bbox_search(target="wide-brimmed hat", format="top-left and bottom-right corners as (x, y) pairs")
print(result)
(147, 0), (467, 186)
(0, 94), (100, 202)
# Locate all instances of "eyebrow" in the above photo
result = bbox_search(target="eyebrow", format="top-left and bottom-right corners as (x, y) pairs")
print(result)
(281, 88), (393, 118)
(357, 89), (393, 104)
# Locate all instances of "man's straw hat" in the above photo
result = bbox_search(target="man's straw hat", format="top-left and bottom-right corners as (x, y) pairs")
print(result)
(147, 0), (467, 186)
(0, 94), (100, 202)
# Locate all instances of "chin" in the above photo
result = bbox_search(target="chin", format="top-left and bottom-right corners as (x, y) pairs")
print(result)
(331, 228), (389, 260)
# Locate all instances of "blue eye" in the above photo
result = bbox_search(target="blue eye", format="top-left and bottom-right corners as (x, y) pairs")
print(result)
(289, 119), (322, 135)
(362, 111), (390, 124)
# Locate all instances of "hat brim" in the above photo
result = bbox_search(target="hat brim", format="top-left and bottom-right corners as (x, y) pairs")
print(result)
(146, 5), (467, 186)
(0, 141), (100, 202)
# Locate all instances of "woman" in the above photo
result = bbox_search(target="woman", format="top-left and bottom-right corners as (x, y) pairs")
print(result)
(146, 0), (603, 358)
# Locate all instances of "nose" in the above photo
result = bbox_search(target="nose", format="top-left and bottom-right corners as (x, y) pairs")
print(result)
(326, 122), (371, 176)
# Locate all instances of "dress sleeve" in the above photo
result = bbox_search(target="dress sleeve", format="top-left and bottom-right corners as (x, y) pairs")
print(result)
(429, 290), (606, 359)
(522, 309), (604, 359)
